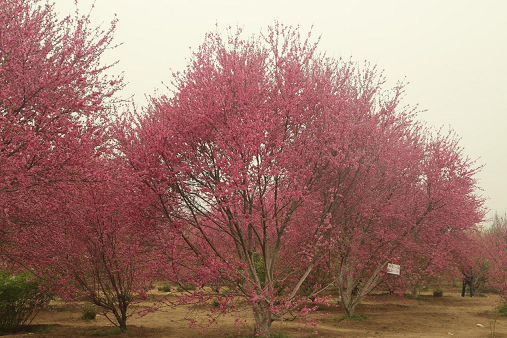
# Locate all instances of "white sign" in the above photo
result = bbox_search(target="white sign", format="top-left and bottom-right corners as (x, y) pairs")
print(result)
(387, 263), (400, 275)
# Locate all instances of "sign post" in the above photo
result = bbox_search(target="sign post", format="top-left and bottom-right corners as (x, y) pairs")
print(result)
(387, 263), (400, 275)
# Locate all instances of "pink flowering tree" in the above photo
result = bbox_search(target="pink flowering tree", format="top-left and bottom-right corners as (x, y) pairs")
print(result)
(399, 226), (480, 297)
(118, 24), (358, 336)
(6, 159), (158, 332)
(399, 132), (485, 293)
(326, 126), (484, 315)
(482, 214), (507, 298)
(0, 0), (153, 331)
(0, 0), (122, 247)
(321, 96), (424, 314)
(117, 23), (485, 335)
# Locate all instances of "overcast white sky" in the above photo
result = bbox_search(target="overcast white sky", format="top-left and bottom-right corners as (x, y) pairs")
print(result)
(54, 0), (507, 219)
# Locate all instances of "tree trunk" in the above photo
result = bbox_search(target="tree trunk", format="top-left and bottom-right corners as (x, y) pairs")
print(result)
(118, 319), (127, 333)
(338, 261), (388, 318)
(341, 291), (357, 317)
(411, 284), (419, 298)
(112, 306), (128, 333)
(338, 276), (357, 317)
(253, 303), (273, 337)
(345, 303), (357, 317)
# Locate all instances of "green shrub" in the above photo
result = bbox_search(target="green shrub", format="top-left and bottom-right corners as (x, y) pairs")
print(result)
(433, 289), (444, 297)
(157, 283), (171, 292)
(0, 270), (51, 333)
(82, 303), (97, 320)
(496, 302), (507, 316)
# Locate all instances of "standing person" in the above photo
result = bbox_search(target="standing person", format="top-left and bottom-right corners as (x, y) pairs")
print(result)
(461, 267), (474, 297)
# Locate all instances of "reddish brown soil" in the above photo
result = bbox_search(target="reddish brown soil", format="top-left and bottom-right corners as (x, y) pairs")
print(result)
(2, 290), (506, 338)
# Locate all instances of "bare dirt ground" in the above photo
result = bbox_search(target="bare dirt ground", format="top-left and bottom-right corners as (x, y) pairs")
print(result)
(3, 289), (506, 338)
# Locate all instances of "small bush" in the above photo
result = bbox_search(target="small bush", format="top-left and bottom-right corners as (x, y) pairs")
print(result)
(0, 270), (51, 333)
(433, 289), (444, 297)
(82, 303), (97, 320)
(211, 299), (220, 307)
(496, 302), (507, 316)
(157, 284), (171, 292)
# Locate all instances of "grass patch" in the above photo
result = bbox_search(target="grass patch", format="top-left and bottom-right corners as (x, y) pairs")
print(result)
(79, 328), (124, 336)
(31, 325), (56, 333)
(340, 314), (368, 321)
(0, 324), (58, 335)
(271, 333), (290, 338)
(18, 324), (57, 334)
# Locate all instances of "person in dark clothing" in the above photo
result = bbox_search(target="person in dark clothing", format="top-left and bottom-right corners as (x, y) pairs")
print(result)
(461, 268), (473, 297)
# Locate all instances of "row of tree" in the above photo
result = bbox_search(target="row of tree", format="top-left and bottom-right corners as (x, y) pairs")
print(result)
(0, 1), (502, 337)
